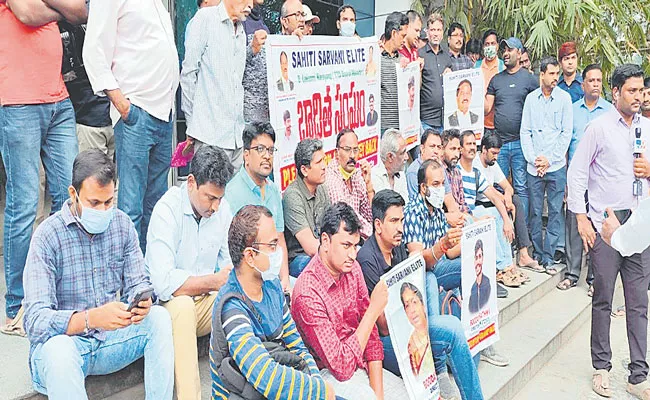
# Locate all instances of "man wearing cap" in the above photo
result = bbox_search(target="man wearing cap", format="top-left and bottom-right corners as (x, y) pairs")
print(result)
(303, 4), (319, 35)
(484, 37), (538, 224)
(558, 41), (584, 103)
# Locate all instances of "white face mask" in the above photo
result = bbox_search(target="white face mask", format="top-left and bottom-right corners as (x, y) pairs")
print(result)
(250, 247), (283, 281)
(425, 185), (445, 209)
(340, 21), (356, 37)
(483, 45), (497, 60)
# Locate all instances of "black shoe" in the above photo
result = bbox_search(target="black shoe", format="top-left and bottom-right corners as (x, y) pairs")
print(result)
(553, 250), (566, 264)
(497, 283), (508, 298)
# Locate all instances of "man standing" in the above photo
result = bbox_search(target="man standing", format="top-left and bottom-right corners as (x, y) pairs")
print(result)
(419, 13), (452, 132)
(303, 4), (319, 35)
(225, 122), (290, 289)
(292, 202), (408, 398)
(23, 150), (173, 399)
(325, 129), (374, 239)
(475, 29), (505, 136)
(84, 0), (179, 252)
(243, 0), (270, 123)
(642, 77), (650, 118)
(399, 10), (423, 62)
(1, 0), (85, 331)
(557, 64), (613, 292)
(380, 11), (410, 133)
(372, 129), (410, 202)
(181, 0), (256, 172)
(146, 146), (234, 400)
(521, 57), (573, 274)
(557, 42), (584, 103)
(568, 64), (650, 400)
(484, 37), (539, 223)
(447, 22), (474, 71)
(283, 139), (331, 278)
(336, 5), (356, 37)
(520, 47), (533, 73)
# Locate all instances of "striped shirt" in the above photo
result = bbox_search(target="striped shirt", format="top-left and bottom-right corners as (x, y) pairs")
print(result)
(380, 50), (400, 132)
(181, 3), (246, 148)
(458, 164), (489, 211)
(210, 272), (327, 400)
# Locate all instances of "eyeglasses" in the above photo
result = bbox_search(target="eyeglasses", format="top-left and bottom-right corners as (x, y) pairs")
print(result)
(338, 146), (360, 155)
(253, 241), (279, 251)
(247, 145), (277, 156)
(283, 11), (306, 19)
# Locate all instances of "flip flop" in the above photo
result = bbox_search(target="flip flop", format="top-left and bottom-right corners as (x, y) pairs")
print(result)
(627, 380), (650, 400)
(592, 369), (612, 398)
(545, 267), (559, 276)
(556, 278), (577, 291)
(520, 263), (545, 273)
(0, 306), (26, 337)
(611, 305), (626, 318)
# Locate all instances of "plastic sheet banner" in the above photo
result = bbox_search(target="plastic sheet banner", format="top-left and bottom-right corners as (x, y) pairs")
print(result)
(266, 35), (381, 191)
(382, 255), (440, 400)
(461, 218), (500, 355)
(443, 68), (484, 144)
(396, 61), (421, 150)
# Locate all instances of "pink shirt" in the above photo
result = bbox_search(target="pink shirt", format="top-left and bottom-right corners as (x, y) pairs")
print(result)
(0, 4), (68, 105)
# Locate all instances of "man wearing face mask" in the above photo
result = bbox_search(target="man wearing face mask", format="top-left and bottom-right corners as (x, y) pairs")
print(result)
(336, 4), (356, 37)
(475, 29), (505, 137)
(145, 146), (234, 400)
(23, 150), (174, 399)
(225, 122), (290, 290)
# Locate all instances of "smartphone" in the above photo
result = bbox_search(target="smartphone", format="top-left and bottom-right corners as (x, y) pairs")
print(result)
(126, 287), (155, 312)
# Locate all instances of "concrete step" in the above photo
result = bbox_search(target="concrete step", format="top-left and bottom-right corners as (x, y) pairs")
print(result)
(478, 277), (592, 400)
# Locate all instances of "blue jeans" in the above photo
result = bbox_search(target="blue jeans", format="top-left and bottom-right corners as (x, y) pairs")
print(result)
(382, 272), (484, 400)
(114, 105), (173, 253)
(30, 306), (174, 400)
(0, 100), (77, 319)
(421, 121), (442, 133)
(528, 167), (567, 266)
(289, 254), (311, 278)
(432, 255), (462, 292)
(473, 207), (514, 271)
(497, 140), (529, 224)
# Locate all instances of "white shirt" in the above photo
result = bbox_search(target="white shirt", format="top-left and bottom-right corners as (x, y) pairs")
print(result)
(180, 3), (246, 148)
(457, 110), (473, 127)
(371, 161), (408, 202)
(473, 154), (506, 203)
(145, 182), (233, 301)
(83, 0), (179, 125)
(611, 196), (650, 257)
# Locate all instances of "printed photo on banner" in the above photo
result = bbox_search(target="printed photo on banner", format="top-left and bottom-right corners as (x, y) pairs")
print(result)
(266, 35), (381, 191)
(460, 219), (500, 356)
(396, 61), (421, 150)
(443, 69), (484, 144)
(382, 255), (440, 400)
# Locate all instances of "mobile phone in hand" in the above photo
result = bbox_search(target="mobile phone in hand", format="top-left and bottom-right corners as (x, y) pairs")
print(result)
(127, 287), (154, 312)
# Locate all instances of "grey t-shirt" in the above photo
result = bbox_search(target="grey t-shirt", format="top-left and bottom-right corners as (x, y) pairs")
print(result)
(487, 68), (539, 143)
(282, 178), (331, 261)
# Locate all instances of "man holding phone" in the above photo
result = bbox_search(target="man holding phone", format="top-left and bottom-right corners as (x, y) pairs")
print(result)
(22, 150), (174, 400)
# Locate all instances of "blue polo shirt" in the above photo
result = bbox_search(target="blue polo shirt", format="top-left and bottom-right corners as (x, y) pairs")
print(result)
(558, 73), (584, 103)
(225, 168), (285, 232)
(568, 97), (614, 163)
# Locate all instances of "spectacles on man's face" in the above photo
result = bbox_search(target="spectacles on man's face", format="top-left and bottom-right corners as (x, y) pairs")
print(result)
(248, 145), (277, 156)
(252, 241), (279, 252)
(338, 146), (360, 155)
(284, 11), (306, 20)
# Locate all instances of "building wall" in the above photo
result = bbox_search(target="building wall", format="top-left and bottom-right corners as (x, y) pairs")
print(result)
(374, 0), (413, 37)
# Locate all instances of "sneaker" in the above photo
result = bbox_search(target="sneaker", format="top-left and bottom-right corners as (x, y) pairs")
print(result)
(480, 345), (510, 367)
(497, 283), (508, 298)
(553, 250), (566, 264)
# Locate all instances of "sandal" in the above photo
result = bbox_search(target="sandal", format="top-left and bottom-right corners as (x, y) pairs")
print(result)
(588, 285), (594, 297)
(628, 380), (650, 400)
(497, 270), (521, 288)
(556, 278), (577, 291)
(545, 267), (559, 276)
(592, 369), (612, 397)
(520, 262), (545, 273)
(611, 306), (626, 318)
(0, 306), (25, 337)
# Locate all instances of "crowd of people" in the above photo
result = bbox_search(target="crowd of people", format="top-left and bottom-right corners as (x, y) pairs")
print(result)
(2, 0), (650, 399)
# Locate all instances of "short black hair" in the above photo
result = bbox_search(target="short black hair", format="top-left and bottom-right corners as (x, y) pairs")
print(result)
(611, 64), (644, 92)
(466, 38), (482, 55)
(283, 110), (290, 121)
(228, 205), (273, 268)
(447, 22), (465, 38)
(400, 282), (423, 307)
(481, 132), (503, 151)
(336, 4), (355, 21)
(196, 0), (202, 7)
(421, 128), (441, 145)
(644, 77), (650, 89)
(384, 12), (409, 41)
(405, 10), (422, 24)
(460, 130), (475, 146)
(243, 122), (276, 149)
(280, 51), (288, 62)
(369, 93), (375, 102)
(521, 46), (529, 55)
(320, 202), (360, 241)
(336, 128), (356, 147)
(371, 189), (405, 228)
(540, 56), (559, 73)
(582, 64), (602, 81)
(441, 128), (461, 148)
(417, 159), (442, 187)
(482, 29), (498, 45)
(456, 79), (472, 95)
(294, 139), (323, 179)
(190, 145), (234, 188)
(475, 238), (483, 255)
(72, 149), (116, 193)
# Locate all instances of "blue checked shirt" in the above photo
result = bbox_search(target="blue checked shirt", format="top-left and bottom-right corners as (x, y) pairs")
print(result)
(23, 201), (152, 355)
(403, 194), (448, 248)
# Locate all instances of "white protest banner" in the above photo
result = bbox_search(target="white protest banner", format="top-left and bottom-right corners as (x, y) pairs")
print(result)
(461, 218), (499, 356)
(396, 61), (421, 150)
(266, 35), (381, 191)
(443, 69), (484, 144)
(382, 255), (440, 400)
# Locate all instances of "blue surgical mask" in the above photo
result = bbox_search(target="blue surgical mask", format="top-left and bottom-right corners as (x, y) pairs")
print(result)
(251, 247), (283, 281)
(340, 21), (356, 37)
(74, 192), (115, 234)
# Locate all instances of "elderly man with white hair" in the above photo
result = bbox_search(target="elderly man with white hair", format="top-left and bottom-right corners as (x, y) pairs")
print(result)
(371, 129), (410, 202)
